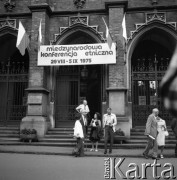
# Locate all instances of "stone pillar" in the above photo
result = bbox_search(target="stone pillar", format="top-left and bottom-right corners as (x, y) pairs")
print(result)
(106, 1), (130, 137)
(20, 2), (52, 138)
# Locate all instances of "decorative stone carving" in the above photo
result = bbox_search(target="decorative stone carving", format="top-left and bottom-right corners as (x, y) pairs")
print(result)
(128, 12), (177, 42)
(50, 15), (105, 45)
(146, 12), (166, 23)
(4, 0), (16, 12)
(69, 16), (88, 26)
(73, 0), (86, 9)
(0, 18), (16, 29)
(151, 0), (158, 5)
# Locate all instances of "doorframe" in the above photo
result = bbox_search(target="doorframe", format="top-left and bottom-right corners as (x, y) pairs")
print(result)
(126, 22), (177, 127)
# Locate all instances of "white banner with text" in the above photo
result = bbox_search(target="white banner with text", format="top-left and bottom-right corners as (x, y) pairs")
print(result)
(38, 43), (116, 66)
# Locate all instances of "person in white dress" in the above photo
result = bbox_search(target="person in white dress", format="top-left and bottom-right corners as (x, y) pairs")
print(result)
(156, 117), (168, 158)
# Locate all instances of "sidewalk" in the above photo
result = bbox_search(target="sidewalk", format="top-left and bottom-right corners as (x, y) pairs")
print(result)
(0, 145), (175, 158)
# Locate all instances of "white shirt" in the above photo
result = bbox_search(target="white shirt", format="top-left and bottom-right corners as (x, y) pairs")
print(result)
(76, 104), (90, 114)
(103, 113), (117, 132)
(73, 120), (84, 138)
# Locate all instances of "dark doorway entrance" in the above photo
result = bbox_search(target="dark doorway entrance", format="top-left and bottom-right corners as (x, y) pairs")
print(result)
(0, 34), (29, 126)
(55, 30), (103, 127)
(55, 65), (102, 127)
(131, 28), (175, 126)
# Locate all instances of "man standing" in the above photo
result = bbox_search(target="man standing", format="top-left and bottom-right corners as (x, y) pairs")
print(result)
(171, 118), (177, 157)
(76, 100), (90, 134)
(143, 108), (159, 159)
(103, 107), (117, 154)
(73, 113), (86, 157)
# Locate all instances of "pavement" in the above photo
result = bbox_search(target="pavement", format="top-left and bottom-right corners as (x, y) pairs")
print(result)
(0, 145), (176, 158)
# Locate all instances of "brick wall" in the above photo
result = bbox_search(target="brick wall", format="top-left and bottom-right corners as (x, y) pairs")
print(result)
(108, 7), (126, 88)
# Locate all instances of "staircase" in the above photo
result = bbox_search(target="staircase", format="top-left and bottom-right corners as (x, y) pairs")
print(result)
(0, 126), (176, 149)
(0, 126), (20, 145)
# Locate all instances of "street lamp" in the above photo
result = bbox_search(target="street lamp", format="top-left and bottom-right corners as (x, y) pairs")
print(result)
(81, 66), (88, 79)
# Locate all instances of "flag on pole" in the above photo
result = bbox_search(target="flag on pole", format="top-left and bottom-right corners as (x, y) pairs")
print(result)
(38, 19), (42, 51)
(120, 14), (127, 49)
(102, 17), (113, 49)
(122, 14), (127, 41)
(16, 21), (29, 56)
(160, 46), (177, 116)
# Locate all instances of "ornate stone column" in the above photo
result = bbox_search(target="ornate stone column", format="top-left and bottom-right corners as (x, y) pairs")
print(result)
(105, 1), (130, 137)
(20, 1), (52, 138)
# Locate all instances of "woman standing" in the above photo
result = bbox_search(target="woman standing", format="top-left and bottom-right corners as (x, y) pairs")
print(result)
(89, 112), (101, 152)
(156, 117), (168, 158)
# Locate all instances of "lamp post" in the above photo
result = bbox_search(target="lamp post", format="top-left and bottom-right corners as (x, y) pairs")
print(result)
(152, 0), (158, 5)
(81, 65), (88, 79)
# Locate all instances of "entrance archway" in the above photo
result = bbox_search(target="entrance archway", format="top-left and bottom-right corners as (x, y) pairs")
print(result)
(131, 27), (176, 126)
(55, 30), (104, 127)
(0, 33), (29, 126)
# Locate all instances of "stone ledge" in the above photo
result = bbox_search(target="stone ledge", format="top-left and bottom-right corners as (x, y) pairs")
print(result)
(28, 3), (52, 15)
(105, 0), (128, 10)
(116, 116), (129, 122)
(106, 87), (128, 91)
(25, 87), (49, 94)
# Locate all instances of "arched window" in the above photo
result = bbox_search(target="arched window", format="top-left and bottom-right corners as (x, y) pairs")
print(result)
(0, 33), (29, 126)
(131, 28), (175, 126)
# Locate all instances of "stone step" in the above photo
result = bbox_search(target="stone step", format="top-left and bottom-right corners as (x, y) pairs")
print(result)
(129, 135), (176, 140)
(131, 129), (173, 133)
(0, 137), (20, 141)
(134, 126), (172, 129)
(0, 134), (20, 138)
(130, 132), (175, 136)
(0, 131), (20, 134)
(0, 127), (20, 131)
(0, 141), (175, 149)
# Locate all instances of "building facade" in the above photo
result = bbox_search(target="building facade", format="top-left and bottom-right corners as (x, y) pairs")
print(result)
(0, 0), (176, 138)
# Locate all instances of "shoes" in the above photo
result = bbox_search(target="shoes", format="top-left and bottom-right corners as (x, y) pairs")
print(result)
(143, 153), (149, 159)
(160, 154), (164, 159)
(104, 151), (107, 154)
(90, 149), (94, 152)
(152, 156), (159, 160)
(95, 149), (98, 152)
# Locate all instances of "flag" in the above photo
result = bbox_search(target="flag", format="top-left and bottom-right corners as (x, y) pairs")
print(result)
(120, 14), (127, 48)
(38, 19), (42, 51)
(16, 21), (29, 56)
(160, 46), (177, 116)
(102, 17), (113, 49)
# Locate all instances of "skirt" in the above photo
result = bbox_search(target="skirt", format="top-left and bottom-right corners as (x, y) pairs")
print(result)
(89, 127), (100, 142)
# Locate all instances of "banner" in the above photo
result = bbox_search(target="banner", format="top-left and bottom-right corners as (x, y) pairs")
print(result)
(38, 43), (116, 66)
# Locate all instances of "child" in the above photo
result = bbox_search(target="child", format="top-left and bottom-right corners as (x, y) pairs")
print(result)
(156, 117), (168, 158)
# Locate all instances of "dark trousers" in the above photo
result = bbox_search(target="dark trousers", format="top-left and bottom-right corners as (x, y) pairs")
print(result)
(76, 138), (84, 157)
(143, 136), (158, 157)
(104, 126), (114, 152)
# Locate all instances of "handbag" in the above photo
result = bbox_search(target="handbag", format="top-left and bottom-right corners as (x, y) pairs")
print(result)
(164, 130), (169, 136)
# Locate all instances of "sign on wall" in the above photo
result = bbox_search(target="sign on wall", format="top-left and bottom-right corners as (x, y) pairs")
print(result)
(38, 43), (116, 66)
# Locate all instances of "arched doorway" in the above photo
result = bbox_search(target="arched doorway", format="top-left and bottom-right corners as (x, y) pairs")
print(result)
(55, 30), (104, 127)
(131, 27), (176, 126)
(0, 33), (29, 126)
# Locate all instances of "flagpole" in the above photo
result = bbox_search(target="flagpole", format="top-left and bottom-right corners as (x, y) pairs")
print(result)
(102, 17), (108, 28)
